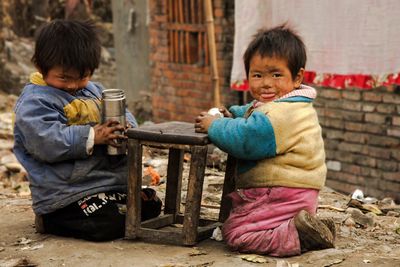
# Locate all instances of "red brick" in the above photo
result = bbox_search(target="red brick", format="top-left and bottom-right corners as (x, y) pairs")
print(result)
(376, 104), (396, 114)
(360, 167), (382, 178)
(378, 180), (400, 192)
(341, 163), (362, 175)
(382, 171), (400, 182)
(319, 89), (342, 99)
(365, 113), (387, 124)
(362, 103), (376, 112)
(367, 146), (391, 159)
(342, 91), (361, 101)
(392, 150), (400, 161)
(393, 116), (400, 126)
(387, 127), (400, 137)
(342, 110), (364, 121)
(377, 159), (398, 172)
(383, 93), (400, 104)
(342, 100), (362, 111)
(343, 132), (367, 144)
(344, 122), (363, 132)
(324, 109), (343, 119)
(363, 91), (383, 102)
(337, 142), (363, 153)
(321, 118), (344, 129)
(325, 130), (344, 140)
(354, 155), (377, 168)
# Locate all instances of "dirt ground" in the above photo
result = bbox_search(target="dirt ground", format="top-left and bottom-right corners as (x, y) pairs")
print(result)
(1, 168), (400, 267)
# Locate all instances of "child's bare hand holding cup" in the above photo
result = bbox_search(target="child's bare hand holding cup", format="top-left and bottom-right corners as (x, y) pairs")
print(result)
(93, 119), (127, 147)
(195, 106), (231, 133)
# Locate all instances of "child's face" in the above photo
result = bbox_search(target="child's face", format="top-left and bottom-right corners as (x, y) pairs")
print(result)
(248, 54), (304, 102)
(42, 66), (91, 94)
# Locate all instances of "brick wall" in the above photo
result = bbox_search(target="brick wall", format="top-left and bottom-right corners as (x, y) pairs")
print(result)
(148, 1), (399, 201)
(315, 87), (400, 202)
(149, 0), (237, 123)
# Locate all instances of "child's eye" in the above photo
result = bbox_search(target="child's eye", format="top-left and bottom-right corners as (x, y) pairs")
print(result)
(252, 73), (262, 78)
(272, 73), (282, 78)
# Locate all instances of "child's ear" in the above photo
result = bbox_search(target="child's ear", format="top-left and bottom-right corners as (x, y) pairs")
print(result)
(294, 68), (305, 88)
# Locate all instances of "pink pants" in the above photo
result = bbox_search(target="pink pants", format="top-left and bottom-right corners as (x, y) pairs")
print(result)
(222, 187), (319, 257)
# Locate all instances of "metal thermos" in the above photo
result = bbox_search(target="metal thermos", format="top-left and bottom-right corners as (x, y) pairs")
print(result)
(101, 89), (126, 155)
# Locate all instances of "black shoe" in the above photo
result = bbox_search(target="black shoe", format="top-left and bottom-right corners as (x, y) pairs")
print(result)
(294, 210), (334, 252)
(141, 188), (162, 221)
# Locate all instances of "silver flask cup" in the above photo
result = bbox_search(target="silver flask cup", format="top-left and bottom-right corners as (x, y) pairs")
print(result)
(101, 89), (126, 155)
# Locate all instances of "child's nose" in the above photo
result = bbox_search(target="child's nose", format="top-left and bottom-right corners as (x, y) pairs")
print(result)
(67, 81), (79, 90)
(262, 76), (272, 87)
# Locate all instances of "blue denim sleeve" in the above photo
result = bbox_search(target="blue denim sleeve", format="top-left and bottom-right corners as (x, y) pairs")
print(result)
(125, 109), (138, 128)
(15, 95), (90, 163)
(207, 110), (276, 160)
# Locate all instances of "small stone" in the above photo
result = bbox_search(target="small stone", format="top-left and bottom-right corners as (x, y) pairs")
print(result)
(0, 153), (17, 165)
(344, 217), (356, 227)
(380, 197), (396, 206)
(5, 162), (23, 173)
(346, 207), (375, 227)
(386, 211), (400, 217)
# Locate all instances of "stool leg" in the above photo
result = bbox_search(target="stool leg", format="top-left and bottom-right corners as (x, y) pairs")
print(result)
(125, 139), (142, 239)
(164, 148), (183, 216)
(182, 145), (208, 245)
(219, 155), (237, 222)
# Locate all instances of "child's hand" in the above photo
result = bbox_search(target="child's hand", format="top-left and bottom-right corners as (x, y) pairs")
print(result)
(218, 106), (233, 118)
(93, 119), (127, 147)
(195, 112), (218, 133)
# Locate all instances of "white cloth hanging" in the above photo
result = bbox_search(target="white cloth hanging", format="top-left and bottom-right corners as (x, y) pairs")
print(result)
(231, 0), (400, 89)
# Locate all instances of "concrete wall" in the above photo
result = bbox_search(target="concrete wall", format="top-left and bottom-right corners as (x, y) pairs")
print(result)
(112, 0), (150, 108)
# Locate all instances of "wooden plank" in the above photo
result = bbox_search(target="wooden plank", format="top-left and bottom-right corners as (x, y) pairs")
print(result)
(219, 155), (236, 222)
(125, 139), (142, 239)
(141, 214), (175, 229)
(126, 121), (209, 145)
(185, 31), (190, 64)
(198, 31), (203, 65)
(168, 0), (173, 22)
(180, 30), (185, 63)
(174, 30), (179, 62)
(139, 228), (183, 245)
(204, 32), (209, 65)
(183, 0), (189, 23)
(178, 0), (184, 23)
(165, 23), (206, 32)
(174, 0), (179, 23)
(190, 0), (196, 24)
(164, 148), (184, 214)
(182, 145), (208, 245)
(168, 30), (173, 62)
(142, 142), (192, 151)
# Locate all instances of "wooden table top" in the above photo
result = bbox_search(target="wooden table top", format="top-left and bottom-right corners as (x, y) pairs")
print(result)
(126, 121), (210, 145)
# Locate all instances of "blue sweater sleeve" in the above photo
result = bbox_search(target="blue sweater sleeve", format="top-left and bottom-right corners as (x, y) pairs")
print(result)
(208, 110), (276, 160)
(229, 103), (252, 118)
(15, 95), (90, 163)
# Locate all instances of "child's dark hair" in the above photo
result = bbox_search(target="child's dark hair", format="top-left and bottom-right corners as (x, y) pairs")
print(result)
(31, 19), (101, 78)
(243, 25), (307, 80)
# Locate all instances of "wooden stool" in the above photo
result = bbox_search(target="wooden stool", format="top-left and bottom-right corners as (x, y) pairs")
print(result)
(125, 121), (236, 246)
